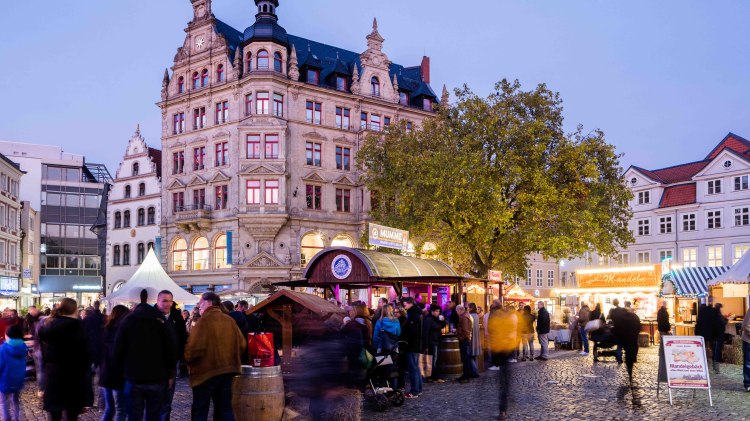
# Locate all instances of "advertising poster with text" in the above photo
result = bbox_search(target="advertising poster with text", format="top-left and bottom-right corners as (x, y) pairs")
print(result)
(663, 336), (710, 389)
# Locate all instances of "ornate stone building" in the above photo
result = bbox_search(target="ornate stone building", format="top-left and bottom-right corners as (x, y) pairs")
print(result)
(158, 0), (440, 293)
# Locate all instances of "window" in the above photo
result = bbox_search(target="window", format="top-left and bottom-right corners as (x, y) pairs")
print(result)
(246, 135), (261, 159)
(192, 71), (199, 89)
(637, 191), (650, 204)
(193, 107), (207, 130)
(637, 219), (650, 236)
(336, 76), (347, 92)
(547, 270), (554, 287)
(399, 92), (409, 106)
(306, 101), (322, 124)
(193, 237), (209, 270)
(682, 248), (697, 268)
(123, 210), (131, 227)
(257, 50), (269, 70)
(306, 142), (322, 166)
(360, 112), (368, 130)
(265, 134), (279, 159)
(123, 244), (130, 266)
(256, 92), (269, 115)
(201, 69), (209, 87)
(616, 253), (630, 265)
(560, 272), (567, 287)
(423, 98), (433, 112)
(215, 101), (229, 124)
(245, 93), (252, 116)
(172, 239), (187, 271)
(708, 179), (722, 195)
(265, 180), (279, 204)
(682, 213), (696, 231)
(306, 185), (322, 209)
(172, 151), (184, 174)
(172, 113), (185, 134)
(245, 52), (252, 72)
(636, 251), (650, 264)
(733, 244), (749, 264)
(124, 185), (131, 199)
(138, 183), (145, 197)
(193, 188), (206, 208)
(525, 269), (531, 286)
(215, 185), (228, 210)
(215, 234), (231, 269)
(215, 142), (228, 166)
(246, 180), (260, 205)
(300, 233), (325, 268)
(177, 76), (185, 93)
(147, 241), (154, 251)
(735, 207), (750, 226)
(659, 249), (673, 262)
(659, 216), (672, 234)
(137, 208), (145, 226)
(370, 114), (381, 132)
(735, 175), (749, 191)
(406, 121), (413, 131)
(147, 207), (155, 225)
(336, 107), (350, 129)
(536, 269), (543, 287)
(384, 116), (391, 127)
(113, 245), (120, 266)
(273, 94), (283, 117)
(114, 211), (122, 229)
(216, 64), (224, 82)
(336, 146), (351, 170)
(707, 246), (723, 267)
(307, 69), (319, 85)
(371, 76), (380, 96)
(172, 192), (185, 212)
(335, 188), (351, 212)
(137, 243), (145, 264)
(193, 147), (206, 170)
(707, 210), (722, 229)
(273, 52), (282, 73)
(132, 162), (139, 176)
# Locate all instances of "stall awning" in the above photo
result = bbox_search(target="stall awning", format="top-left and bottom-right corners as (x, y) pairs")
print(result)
(663, 266), (729, 297)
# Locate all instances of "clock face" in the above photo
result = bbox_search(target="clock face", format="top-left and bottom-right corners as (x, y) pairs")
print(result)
(196, 37), (205, 49)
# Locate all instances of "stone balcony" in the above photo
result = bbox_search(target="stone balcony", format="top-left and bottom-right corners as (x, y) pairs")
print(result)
(175, 204), (212, 232)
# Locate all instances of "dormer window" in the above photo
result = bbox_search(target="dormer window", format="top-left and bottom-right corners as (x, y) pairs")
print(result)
(399, 92), (410, 106)
(637, 191), (650, 205)
(307, 69), (319, 85)
(177, 76), (185, 93)
(274, 52), (283, 73)
(201, 69), (209, 87)
(257, 50), (269, 70)
(216, 64), (224, 82)
(423, 98), (432, 112)
(245, 52), (252, 72)
(192, 72), (200, 89)
(371, 77), (380, 96)
(336, 76), (347, 92)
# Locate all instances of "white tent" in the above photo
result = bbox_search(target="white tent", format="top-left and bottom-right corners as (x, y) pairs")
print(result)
(103, 248), (199, 305)
(708, 250), (750, 297)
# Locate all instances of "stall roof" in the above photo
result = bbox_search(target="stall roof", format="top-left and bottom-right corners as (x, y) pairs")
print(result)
(663, 266), (729, 297)
(302, 247), (459, 280)
(247, 289), (345, 317)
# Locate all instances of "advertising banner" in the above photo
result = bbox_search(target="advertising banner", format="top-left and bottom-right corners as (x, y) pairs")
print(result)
(368, 223), (409, 250)
(488, 270), (503, 282)
(662, 336), (710, 389)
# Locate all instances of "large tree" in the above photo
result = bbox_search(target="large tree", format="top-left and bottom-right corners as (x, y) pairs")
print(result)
(358, 80), (633, 278)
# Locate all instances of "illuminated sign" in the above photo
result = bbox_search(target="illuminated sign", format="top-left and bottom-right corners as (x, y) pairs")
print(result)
(72, 284), (101, 291)
(576, 265), (659, 289)
(488, 270), (503, 281)
(369, 223), (409, 250)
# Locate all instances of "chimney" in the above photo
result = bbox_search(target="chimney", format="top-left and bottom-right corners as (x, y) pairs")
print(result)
(420, 56), (430, 84)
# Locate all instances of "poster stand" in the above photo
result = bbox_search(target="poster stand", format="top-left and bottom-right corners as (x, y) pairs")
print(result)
(656, 336), (712, 406)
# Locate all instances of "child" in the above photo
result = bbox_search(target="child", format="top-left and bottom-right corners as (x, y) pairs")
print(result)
(0, 324), (27, 421)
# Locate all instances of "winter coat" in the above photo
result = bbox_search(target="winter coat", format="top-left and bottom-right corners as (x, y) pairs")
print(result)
(341, 317), (370, 374)
(99, 318), (125, 390)
(402, 306), (423, 353)
(185, 306), (246, 388)
(470, 313), (482, 356)
(0, 339), (27, 393)
(578, 306), (591, 324)
(38, 316), (91, 412)
(421, 314), (446, 351)
(488, 309), (519, 354)
(608, 306), (629, 338)
(519, 311), (535, 335)
(591, 307), (603, 322)
(164, 307), (188, 360)
(657, 307), (671, 333)
(373, 317), (401, 351)
(536, 308), (550, 334)
(114, 303), (177, 384)
(82, 309), (104, 366)
(457, 312), (473, 343)
(695, 305), (715, 342)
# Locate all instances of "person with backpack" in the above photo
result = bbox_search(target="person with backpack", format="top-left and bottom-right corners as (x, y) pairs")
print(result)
(0, 324), (27, 421)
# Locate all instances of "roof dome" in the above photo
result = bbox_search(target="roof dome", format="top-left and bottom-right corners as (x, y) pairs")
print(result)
(243, 0), (288, 46)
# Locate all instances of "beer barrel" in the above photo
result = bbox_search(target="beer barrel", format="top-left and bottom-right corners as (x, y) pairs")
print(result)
(637, 332), (650, 348)
(232, 365), (284, 421)
(436, 336), (462, 379)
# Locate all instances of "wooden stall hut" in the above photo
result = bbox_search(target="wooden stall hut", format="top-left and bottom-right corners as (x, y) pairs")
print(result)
(661, 266), (729, 335)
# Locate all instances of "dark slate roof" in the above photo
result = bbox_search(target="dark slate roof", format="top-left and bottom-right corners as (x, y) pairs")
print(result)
(215, 19), (243, 62)
(242, 16), (288, 47)
(0, 152), (22, 172)
(148, 147), (162, 179)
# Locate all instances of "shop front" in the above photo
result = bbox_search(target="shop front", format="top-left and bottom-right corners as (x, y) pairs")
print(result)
(661, 266), (730, 336)
(0, 276), (21, 310)
(39, 275), (103, 309)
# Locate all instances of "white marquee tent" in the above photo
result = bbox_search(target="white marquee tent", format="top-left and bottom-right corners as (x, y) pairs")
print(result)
(708, 250), (750, 297)
(103, 248), (199, 305)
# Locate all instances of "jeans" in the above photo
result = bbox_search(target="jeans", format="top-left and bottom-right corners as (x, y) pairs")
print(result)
(191, 373), (235, 421)
(537, 333), (549, 358)
(579, 326), (589, 353)
(459, 340), (473, 380)
(160, 375), (177, 421)
(429, 344), (439, 379)
(520, 333), (534, 359)
(404, 352), (422, 394)
(470, 355), (479, 376)
(0, 391), (20, 421)
(102, 388), (126, 421)
(496, 353), (512, 413)
(743, 340), (750, 388)
(124, 380), (168, 421)
(713, 338), (724, 363)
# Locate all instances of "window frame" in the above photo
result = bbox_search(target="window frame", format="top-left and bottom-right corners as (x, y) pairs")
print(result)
(256, 92), (270, 115)
(637, 218), (650, 236)
(371, 76), (380, 96)
(659, 216), (672, 234)
(682, 213), (696, 231)
(264, 180), (279, 205)
(257, 50), (270, 70)
(246, 134), (261, 159)
(246, 180), (261, 205)
(707, 179), (722, 195)
(306, 142), (322, 167)
(215, 142), (229, 167)
(273, 52), (283, 73)
(306, 184), (322, 210)
(707, 209), (722, 229)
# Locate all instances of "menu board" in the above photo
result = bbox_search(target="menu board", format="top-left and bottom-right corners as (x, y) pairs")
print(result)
(662, 336), (710, 389)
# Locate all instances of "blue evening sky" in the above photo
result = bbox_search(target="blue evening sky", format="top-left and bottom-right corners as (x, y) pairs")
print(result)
(2, 0), (750, 174)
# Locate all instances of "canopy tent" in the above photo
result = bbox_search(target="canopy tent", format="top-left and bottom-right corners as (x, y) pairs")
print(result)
(662, 266), (730, 297)
(709, 250), (750, 286)
(103, 248), (198, 305)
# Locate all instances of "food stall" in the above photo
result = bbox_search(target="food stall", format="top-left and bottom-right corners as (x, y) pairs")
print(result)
(708, 252), (750, 365)
(660, 266), (730, 336)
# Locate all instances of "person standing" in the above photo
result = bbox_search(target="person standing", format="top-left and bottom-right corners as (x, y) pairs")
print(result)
(115, 289), (177, 421)
(185, 292), (246, 421)
(519, 305), (536, 361)
(616, 309), (641, 385)
(420, 305), (445, 383)
(711, 303), (727, 374)
(401, 297), (423, 397)
(488, 305), (519, 420)
(535, 301), (550, 361)
(607, 298), (627, 364)
(657, 301), (671, 342)
(23, 305), (41, 337)
(0, 325), (27, 421)
(82, 302), (104, 408)
(156, 291), (186, 421)
(99, 305), (130, 421)
(577, 302), (591, 356)
(372, 297), (388, 322)
(468, 303), (482, 376)
(456, 305), (473, 383)
(741, 307), (750, 392)
(38, 298), (92, 421)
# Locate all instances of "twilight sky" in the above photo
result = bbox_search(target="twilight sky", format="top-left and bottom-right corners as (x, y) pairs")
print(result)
(2, 0), (750, 174)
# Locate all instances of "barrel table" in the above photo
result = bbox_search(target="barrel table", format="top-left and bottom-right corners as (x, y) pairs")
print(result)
(232, 365), (284, 421)
(436, 335), (462, 379)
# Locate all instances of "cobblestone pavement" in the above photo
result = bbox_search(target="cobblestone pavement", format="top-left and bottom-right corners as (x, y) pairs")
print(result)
(13, 345), (750, 420)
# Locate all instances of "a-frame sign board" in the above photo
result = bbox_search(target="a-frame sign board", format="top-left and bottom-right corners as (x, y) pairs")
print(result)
(657, 336), (713, 406)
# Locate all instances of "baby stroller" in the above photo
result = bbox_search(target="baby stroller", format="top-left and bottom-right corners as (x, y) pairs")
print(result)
(590, 324), (618, 362)
(364, 346), (405, 411)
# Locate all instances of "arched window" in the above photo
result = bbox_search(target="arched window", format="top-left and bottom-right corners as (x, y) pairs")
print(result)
(172, 238), (187, 271)
(137, 243), (145, 264)
(132, 162), (139, 176)
(371, 76), (380, 96)
(214, 234), (231, 269)
(114, 211), (122, 229)
(300, 232), (325, 267)
(138, 183), (146, 196)
(331, 234), (354, 248)
(123, 210), (131, 227)
(147, 207), (156, 225)
(123, 244), (130, 266)
(124, 185), (131, 199)
(177, 76), (185, 93)
(192, 72), (200, 89)
(216, 64), (224, 82)
(147, 241), (155, 251)
(193, 237), (209, 270)
(113, 245), (121, 266)
(137, 208), (145, 226)
(273, 52), (283, 73)
(201, 69), (209, 87)
(257, 50), (269, 70)
(245, 52), (252, 72)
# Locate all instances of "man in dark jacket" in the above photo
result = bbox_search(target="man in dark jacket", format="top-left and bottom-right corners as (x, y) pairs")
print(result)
(422, 306), (446, 383)
(82, 301), (104, 369)
(402, 297), (423, 398)
(607, 298), (627, 364)
(155, 291), (187, 421)
(657, 301), (671, 341)
(456, 305), (473, 383)
(535, 301), (550, 360)
(115, 289), (177, 421)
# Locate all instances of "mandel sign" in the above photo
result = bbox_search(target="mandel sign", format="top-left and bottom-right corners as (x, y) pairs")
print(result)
(576, 266), (660, 289)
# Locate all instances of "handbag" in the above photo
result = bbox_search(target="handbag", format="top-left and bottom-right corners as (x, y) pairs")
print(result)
(358, 348), (374, 369)
(380, 330), (399, 353)
(585, 319), (601, 332)
(418, 353), (432, 378)
(248, 332), (275, 367)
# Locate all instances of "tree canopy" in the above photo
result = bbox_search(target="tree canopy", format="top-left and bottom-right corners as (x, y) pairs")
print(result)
(357, 80), (633, 278)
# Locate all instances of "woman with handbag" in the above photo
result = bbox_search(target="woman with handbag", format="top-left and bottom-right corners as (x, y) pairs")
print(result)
(341, 303), (374, 384)
(373, 304), (401, 354)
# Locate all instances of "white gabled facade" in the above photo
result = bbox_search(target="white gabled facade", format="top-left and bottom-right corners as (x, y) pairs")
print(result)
(105, 127), (162, 294)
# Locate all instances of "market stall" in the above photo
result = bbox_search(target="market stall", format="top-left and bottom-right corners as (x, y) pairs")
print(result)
(707, 252), (750, 364)
(661, 266), (729, 336)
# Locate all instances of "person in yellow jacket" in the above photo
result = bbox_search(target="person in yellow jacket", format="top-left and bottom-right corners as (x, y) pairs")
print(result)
(488, 306), (518, 420)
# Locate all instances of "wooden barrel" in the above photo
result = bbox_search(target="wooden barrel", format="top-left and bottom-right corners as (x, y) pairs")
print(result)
(436, 336), (462, 379)
(637, 332), (649, 348)
(232, 365), (284, 421)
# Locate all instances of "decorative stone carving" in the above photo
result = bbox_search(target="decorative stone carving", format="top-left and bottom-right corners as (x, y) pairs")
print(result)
(351, 65), (361, 95)
(302, 131), (327, 141)
(240, 164), (285, 175)
(301, 171), (327, 183)
(212, 131), (230, 139)
(288, 44), (300, 82)
(240, 215), (289, 240)
(441, 84), (449, 105)
(259, 240), (272, 252)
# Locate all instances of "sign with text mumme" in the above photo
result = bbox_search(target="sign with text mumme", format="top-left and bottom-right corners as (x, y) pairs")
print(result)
(368, 223), (409, 250)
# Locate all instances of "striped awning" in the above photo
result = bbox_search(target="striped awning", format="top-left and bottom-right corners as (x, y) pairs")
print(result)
(663, 266), (730, 297)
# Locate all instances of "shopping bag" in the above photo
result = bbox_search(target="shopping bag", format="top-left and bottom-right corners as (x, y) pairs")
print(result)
(418, 353), (432, 378)
(248, 332), (274, 367)
(585, 319), (601, 332)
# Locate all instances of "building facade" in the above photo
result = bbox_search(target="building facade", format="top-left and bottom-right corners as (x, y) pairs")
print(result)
(159, 0), (439, 293)
(106, 127), (162, 294)
(20, 201), (40, 309)
(0, 154), (24, 310)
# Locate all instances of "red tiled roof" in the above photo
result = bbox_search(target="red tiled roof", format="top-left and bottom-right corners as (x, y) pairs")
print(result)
(706, 133), (750, 160)
(659, 183), (696, 208)
(649, 161), (709, 184)
(148, 147), (162, 179)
